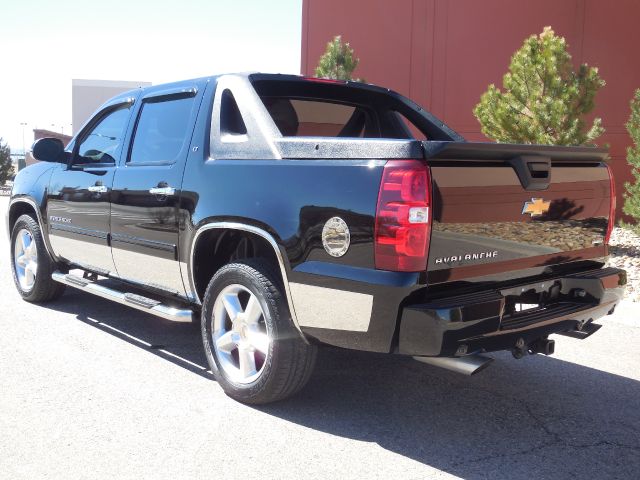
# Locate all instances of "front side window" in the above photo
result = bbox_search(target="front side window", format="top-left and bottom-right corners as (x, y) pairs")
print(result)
(75, 106), (131, 165)
(128, 96), (195, 164)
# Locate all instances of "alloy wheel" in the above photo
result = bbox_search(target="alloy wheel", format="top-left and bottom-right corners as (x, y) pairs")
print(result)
(14, 228), (38, 292)
(212, 284), (271, 384)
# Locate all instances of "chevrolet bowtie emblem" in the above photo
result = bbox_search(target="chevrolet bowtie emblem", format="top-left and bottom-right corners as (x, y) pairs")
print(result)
(522, 198), (551, 217)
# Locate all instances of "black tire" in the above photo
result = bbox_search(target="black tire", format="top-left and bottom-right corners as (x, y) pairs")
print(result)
(201, 259), (317, 404)
(10, 214), (66, 303)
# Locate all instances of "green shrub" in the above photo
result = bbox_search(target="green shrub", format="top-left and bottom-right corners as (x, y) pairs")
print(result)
(474, 27), (605, 146)
(623, 89), (640, 222)
(0, 138), (13, 185)
(315, 35), (362, 81)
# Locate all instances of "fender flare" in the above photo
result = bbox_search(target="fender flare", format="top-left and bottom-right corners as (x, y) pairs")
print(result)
(8, 196), (58, 260)
(189, 222), (304, 337)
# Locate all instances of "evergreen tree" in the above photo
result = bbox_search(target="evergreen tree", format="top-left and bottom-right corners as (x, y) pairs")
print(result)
(474, 27), (605, 146)
(0, 138), (13, 185)
(624, 89), (640, 221)
(315, 35), (362, 81)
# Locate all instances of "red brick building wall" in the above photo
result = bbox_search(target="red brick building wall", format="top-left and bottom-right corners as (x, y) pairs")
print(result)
(301, 0), (640, 220)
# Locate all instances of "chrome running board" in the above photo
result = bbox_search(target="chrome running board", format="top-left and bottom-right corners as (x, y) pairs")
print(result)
(52, 271), (194, 323)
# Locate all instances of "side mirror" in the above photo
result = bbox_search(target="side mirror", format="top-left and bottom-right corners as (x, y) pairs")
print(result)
(32, 137), (65, 163)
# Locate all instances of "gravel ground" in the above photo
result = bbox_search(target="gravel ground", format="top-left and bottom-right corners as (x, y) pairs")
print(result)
(435, 219), (603, 251)
(608, 227), (640, 302)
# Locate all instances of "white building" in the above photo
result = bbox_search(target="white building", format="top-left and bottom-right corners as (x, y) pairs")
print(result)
(24, 79), (152, 167)
(72, 79), (151, 134)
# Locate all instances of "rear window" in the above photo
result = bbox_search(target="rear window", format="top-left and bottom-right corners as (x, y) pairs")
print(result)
(294, 100), (357, 136)
(261, 98), (368, 137)
(252, 78), (438, 140)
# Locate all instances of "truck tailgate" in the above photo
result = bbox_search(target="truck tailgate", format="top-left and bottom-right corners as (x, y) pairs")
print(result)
(423, 142), (612, 284)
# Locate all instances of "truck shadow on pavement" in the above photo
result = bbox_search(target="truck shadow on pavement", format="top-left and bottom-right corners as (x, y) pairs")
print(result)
(46, 289), (211, 378)
(47, 290), (640, 479)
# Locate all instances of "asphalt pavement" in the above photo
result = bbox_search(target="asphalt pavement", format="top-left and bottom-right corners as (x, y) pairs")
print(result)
(1, 196), (639, 480)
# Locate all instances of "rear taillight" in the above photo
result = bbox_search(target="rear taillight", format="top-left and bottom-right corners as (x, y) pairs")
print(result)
(374, 160), (431, 271)
(605, 163), (616, 244)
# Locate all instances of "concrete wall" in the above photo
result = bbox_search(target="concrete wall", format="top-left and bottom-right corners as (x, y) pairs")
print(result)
(301, 0), (640, 220)
(72, 79), (151, 134)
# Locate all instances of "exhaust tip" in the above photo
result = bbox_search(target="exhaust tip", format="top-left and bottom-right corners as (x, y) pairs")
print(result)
(413, 354), (494, 376)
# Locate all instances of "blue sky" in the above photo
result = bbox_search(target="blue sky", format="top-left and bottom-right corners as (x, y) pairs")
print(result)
(0, 0), (302, 152)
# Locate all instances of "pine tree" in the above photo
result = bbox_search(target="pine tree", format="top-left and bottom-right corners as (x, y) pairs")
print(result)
(0, 138), (13, 185)
(474, 27), (605, 146)
(315, 35), (362, 81)
(623, 89), (640, 221)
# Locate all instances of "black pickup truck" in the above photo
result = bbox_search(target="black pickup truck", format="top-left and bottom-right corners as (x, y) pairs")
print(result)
(8, 73), (625, 404)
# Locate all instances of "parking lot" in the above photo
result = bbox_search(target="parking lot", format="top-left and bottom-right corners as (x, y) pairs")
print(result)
(1, 196), (639, 479)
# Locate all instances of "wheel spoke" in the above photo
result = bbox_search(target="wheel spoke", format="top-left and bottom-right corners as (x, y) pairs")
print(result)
(215, 331), (237, 354)
(24, 262), (36, 285)
(222, 293), (242, 321)
(247, 328), (270, 354)
(238, 345), (257, 378)
(21, 232), (30, 252)
(16, 254), (27, 268)
(27, 243), (37, 260)
(244, 294), (262, 324)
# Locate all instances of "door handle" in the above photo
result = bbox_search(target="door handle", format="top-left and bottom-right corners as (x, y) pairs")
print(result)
(148, 186), (176, 196)
(88, 185), (108, 193)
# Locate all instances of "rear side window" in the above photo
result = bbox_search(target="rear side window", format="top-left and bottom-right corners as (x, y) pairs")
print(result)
(129, 96), (194, 164)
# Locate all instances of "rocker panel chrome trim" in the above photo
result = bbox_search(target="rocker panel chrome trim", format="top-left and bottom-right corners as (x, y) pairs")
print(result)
(111, 247), (187, 297)
(289, 282), (373, 331)
(189, 222), (303, 336)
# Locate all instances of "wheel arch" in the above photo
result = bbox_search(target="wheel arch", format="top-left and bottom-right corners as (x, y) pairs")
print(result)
(189, 222), (303, 335)
(8, 197), (59, 261)
(8, 198), (38, 231)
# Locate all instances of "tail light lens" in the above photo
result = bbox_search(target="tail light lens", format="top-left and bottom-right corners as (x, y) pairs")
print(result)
(375, 160), (432, 271)
(605, 163), (616, 244)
